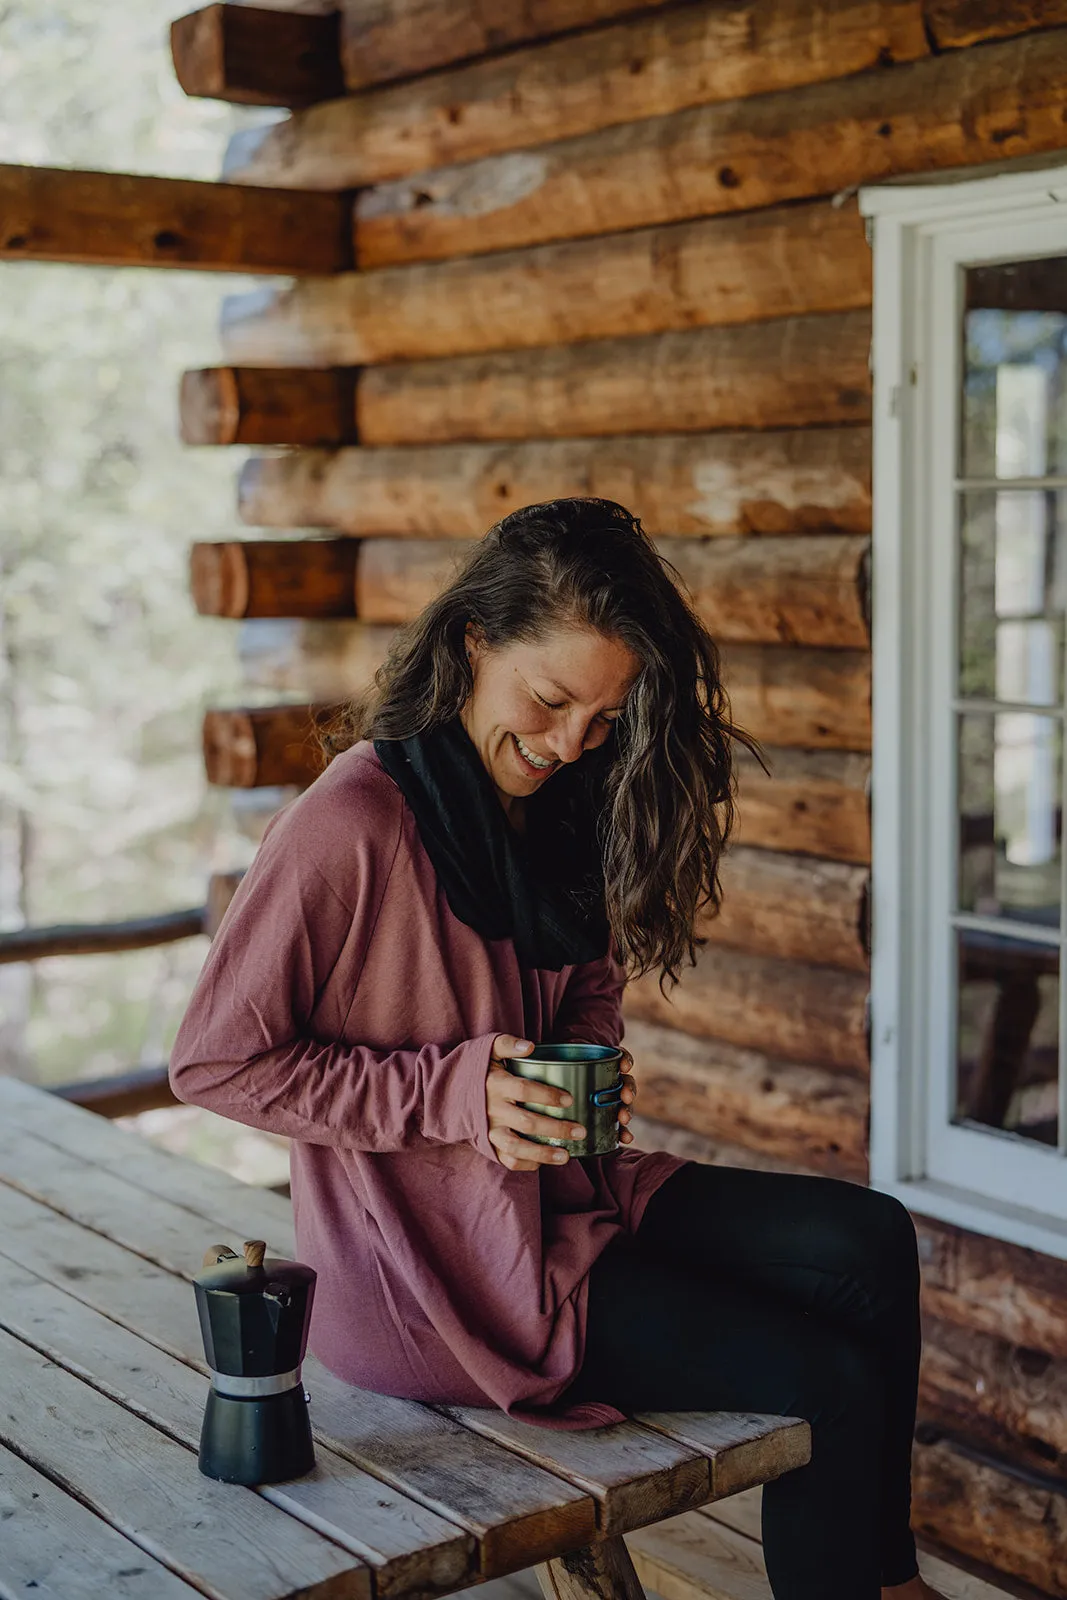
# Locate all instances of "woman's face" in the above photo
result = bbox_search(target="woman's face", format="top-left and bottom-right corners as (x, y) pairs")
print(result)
(459, 621), (641, 821)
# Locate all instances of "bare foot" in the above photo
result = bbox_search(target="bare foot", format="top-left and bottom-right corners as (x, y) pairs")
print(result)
(882, 1577), (949, 1599)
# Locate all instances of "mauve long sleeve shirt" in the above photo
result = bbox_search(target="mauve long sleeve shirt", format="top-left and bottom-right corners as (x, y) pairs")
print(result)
(169, 741), (688, 1428)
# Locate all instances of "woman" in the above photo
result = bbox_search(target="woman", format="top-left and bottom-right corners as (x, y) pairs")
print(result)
(170, 498), (941, 1600)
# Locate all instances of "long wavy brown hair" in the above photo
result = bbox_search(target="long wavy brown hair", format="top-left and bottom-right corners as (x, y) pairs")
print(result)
(324, 498), (762, 993)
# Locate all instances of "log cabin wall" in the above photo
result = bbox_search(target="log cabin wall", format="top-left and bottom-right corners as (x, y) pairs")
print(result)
(178, 2), (1067, 1590)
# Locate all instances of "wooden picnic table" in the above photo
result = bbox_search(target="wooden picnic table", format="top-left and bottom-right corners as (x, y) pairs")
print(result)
(0, 1076), (810, 1600)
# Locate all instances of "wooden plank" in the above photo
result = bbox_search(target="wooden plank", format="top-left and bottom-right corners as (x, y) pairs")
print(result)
(51, 1063), (180, 1119)
(202, 702), (336, 787)
(337, 0), (676, 90)
(630, 1414), (810, 1499)
(171, 4), (343, 106)
(624, 947), (869, 1076)
(733, 746), (870, 864)
(723, 644), (870, 753)
(223, 1), (927, 188)
(619, 1017), (869, 1180)
(708, 846), (868, 972)
(0, 1323), (364, 1600)
(926, 1), (1067, 49)
(0, 1258), (474, 1599)
(353, 31), (1067, 268)
(236, 431), (872, 539)
(438, 1406), (711, 1538)
(220, 200), (871, 366)
(0, 905), (203, 963)
(0, 1075), (297, 1252)
(355, 317), (873, 444)
(0, 165), (352, 274)
(355, 535), (871, 649)
(626, 1510), (773, 1600)
(0, 1134), (599, 1579)
(190, 538), (360, 618)
(181, 367), (358, 447)
(0, 1441), (206, 1600)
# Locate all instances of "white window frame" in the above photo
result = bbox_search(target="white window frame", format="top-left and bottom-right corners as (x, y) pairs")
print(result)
(862, 161), (1067, 1260)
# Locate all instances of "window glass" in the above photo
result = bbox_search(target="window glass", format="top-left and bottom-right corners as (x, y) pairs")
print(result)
(956, 928), (1059, 1147)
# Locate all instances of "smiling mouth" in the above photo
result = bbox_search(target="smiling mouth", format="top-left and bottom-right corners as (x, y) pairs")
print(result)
(511, 732), (557, 775)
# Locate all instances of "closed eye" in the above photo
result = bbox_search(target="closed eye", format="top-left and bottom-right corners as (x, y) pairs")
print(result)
(533, 690), (618, 725)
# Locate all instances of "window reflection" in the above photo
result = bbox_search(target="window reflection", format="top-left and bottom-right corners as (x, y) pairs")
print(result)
(962, 256), (1067, 480)
(958, 712), (1062, 926)
(956, 929), (1059, 1147)
(959, 490), (1065, 704)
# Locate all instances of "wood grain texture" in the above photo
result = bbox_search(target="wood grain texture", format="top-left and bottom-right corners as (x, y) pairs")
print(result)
(220, 201), (871, 366)
(619, 1017), (869, 1179)
(0, 1441), (206, 1600)
(535, 1536), (646, 1600)
(926, 0), (1067, 49)
(223, 0), (927, 188)
(632, 1414), (810, 1500)
(626, 1510), (773, 1600)
(190, 538), (360, 618)
(237, 431), (872, 539)
(916, 1213), (1067, 1362)
(171, 4), (343, 106)
(0, 165), (352, 274)
(732, 746), (870, 863)
(0, 1324), (364, 1600)
(625, 946), (869, 1075)
(0, 1261), (473, 1599)
(723, 644), (870, 752)
(353, 31), (1067, 267)
(338, 0), (675, 90)
(625, 1111), (834, 1183)
(180, 367), (358, 446)
(356, 316), (873, 444)
(708, 846), (868, 971)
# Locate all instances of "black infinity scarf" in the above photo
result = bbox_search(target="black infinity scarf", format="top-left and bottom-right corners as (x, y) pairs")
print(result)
(373, 715), (611, 971)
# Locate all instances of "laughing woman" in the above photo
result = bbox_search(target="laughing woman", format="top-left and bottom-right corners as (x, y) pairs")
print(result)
(170, 498), (942, 1600)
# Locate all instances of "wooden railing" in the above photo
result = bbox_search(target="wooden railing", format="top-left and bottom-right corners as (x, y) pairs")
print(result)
(0, 871), (244, 1118)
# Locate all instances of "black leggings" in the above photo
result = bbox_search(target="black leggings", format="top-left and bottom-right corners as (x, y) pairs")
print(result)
(561, 1162), (922, 1599)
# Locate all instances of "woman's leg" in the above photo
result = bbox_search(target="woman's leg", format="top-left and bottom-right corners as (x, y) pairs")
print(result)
(632, 1162), (922, 1589)
(564, 1234), (887, 1599)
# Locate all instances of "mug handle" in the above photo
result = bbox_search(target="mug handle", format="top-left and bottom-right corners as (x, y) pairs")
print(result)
(591, 1081), (625, 1108)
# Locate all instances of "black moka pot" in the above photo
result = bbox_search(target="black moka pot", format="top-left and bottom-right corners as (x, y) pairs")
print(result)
(194, 1240), (316, 1485)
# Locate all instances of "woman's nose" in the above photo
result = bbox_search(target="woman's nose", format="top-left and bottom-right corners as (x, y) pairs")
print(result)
(547, 717), (603, 764)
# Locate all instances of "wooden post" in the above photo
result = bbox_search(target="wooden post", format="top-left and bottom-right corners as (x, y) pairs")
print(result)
(171, 4), (343, 106)
(0, 165), (352, 273)
(190, 539), (359, 618)
(180, 368), (357, 447)
(534, 1538), (646, 1600)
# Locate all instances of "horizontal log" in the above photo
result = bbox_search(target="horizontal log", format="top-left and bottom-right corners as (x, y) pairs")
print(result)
(625, 1110), (837, 1181)
(917, 1213), (1067, 1363)
(0, 908), (205, 964)
(920, 1313), (1067, 1481)
(220, 199), (872, 366)
(723, 644), (871, 752)
(708, 846), (868, 972)
(666, 535), (870, 649)
(357, 315), (873, 444)
(733, 746), (870, 863)
(911, 1433), (1067, 1596)
(624, 945), (869, 1075)
(619, 1016), (868, 1179)
(355, 534), (870, 648)
(0, 165), (352, 274)
(926, 0), (1067, 49)
(202, 703), (338, 787)
(50, 1065), (180, 1120)
(171, 4), (343, 106)
(338, 0), (675, 91)
(180, 367), (358, 446)
(238, 617), (399, 701)
(237, 431), (872, 538)
(353, 30), (1067, 267)
(190, 538), (360, 618)
(223, 1), (927, 188)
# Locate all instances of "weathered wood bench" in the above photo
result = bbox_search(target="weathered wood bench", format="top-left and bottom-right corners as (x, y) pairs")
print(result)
(0, 1075), (812, 1600)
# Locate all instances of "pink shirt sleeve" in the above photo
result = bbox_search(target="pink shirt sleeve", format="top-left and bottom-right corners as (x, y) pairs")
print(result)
(168, 768), (499, 1159)
(551, 937), (626, 1049)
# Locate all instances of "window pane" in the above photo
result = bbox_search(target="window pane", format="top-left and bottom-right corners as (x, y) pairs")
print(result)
(959, 489), (1066, 703)
(958, 712), (1062, 926)
(956, 928), (1059, 1147)
(961, 255), (1067, 480)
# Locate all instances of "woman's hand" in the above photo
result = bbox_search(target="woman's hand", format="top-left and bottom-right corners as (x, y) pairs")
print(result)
(618, 1046), (637, 1147)
(486, 1036), (637, 1170)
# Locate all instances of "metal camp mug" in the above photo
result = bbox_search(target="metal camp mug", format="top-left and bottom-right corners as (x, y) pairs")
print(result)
(502, 1042), (626, 1158)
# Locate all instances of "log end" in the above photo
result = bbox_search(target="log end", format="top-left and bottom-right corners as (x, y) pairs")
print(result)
(180, 366), (241, 446)
(170, 5), (227, 101)
(190, 542), (250, 619)
(203, 708), (259, 788)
